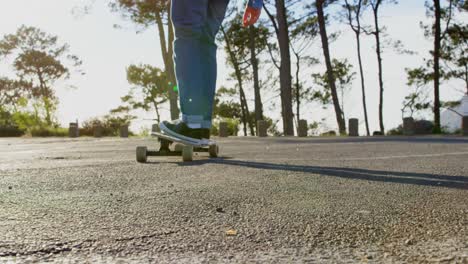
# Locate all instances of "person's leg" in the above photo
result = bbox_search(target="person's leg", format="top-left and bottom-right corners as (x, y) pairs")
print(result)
(172, 0), (209, 129)
(164, 0), (229, 140)
(199, 0), (230, 128)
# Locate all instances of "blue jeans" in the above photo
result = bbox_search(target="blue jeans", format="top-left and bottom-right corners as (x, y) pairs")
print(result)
(171, 0), (230, 129)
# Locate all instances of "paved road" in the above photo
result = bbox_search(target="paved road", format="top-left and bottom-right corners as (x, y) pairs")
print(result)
(0, 136), (467, 263)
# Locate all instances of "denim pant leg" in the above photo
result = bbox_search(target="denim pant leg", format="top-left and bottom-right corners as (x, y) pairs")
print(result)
(171, 0), (229, 129)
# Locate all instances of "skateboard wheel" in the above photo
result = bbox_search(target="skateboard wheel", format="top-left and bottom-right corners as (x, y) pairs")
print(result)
(209, 144), (219, 158)
(174, 144), (184, 152)
(136, 146), (147, 163)
(182, 146), (193, 162)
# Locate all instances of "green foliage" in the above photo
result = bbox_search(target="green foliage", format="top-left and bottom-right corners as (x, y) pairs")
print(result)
(222, 14), (270, 66)
(312, 58), (355, 119)
(387, 125), (403, 135)
(6, 109), (67, 137)
(0, 126), (25, 137)
(264, 116), (282, 136)
(121, 64), (170, 122)
(80, 114), (135, 137)
(312, 59), (355, 100)
(109, 0), (169, 26)
(11, 110), (44, 130)
(401, 80), (431, 119)
(223, 10), (270, 65)
(28, 127), (68, 137)
(308, 121), (321, 136)
(0, 78), (32, 110)
(138, 127), (150, 137)
(210, 118), (240, 136)
(441, 23), (468, 91)
(411, 1), (467, 93)
(213, 87), (242, 119)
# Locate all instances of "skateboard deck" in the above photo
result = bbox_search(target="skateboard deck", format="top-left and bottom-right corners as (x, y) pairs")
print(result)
(151, 131), (216, 147)
(136, 131), (219, 163)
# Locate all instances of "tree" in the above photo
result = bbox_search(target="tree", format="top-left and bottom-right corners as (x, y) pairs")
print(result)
(401, 88), (432, 120)
(314, 0), (347, 134)
(263, 0), (295, 136)
(110, 0), (179, 120)
(249, 24), (266, 124)
(312, 59), (356, 124)
(343, 0), (371, 136)
(0, 26), (82, 126)
(432, 0), (443, 133)
(403, 67), (433, 119)
(221, 23), (255, 136)
(367, 0), (397, 134)
(220, 10), (270, 134)
(443, 23), (468, 94)
(289, 11), (320, 130)
(213, 87), (242, 119)
(121, 64), (170, 123)
(407, 0), (465, 132)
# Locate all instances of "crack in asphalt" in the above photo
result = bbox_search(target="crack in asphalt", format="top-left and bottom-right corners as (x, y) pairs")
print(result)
(114, 230), (179, 242)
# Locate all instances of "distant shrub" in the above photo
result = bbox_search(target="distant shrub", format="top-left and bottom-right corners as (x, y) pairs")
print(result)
(138, 127), (150, 137)
(28, 127), (68, 137)
(387, 125), (403, 135)
(80, 117), (133, 137)
(414, 120), (434, 135)
(211, 118), (239, 136)
(0, 126), (25, 137)
(321, 130), (336, 136)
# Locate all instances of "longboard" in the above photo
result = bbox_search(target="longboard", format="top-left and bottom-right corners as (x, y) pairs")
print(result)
(136, 131), (219, 163)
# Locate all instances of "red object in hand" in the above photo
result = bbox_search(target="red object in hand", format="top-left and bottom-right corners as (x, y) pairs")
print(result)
(243, 6), (261, 27)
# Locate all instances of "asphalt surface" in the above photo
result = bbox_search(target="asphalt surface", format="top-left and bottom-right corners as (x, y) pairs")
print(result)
(0, 136), (467, 263)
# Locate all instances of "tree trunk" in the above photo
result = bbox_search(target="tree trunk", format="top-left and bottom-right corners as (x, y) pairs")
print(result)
(153, 101), (161, 123)
(433, 0), (442, 133)
(221, 27), (255, 136)
(316, 0), (346, 134)
(156, 10), (179, 120)
(240, 86), (255, 136)
(43, 97), (52, 126)
(37, 72), (52, 126)
(249, 26), (263, 124)
(341, 87), (346, 122)
(345, 0), (370, 136)
(239, 93), (248, 136)
(372, 2), (385, 134)
(465, 64), (467, 94)
(275, 0), (295, 136)
(355, 34), (370, 136)
(294, 51), (301, 124)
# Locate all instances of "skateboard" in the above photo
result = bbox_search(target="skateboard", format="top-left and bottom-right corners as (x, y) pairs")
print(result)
(136, 131), (219, 163)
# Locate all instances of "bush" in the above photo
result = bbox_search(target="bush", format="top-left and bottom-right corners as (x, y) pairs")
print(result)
(0, 126), (25, 137)
(211, 118), (239, 136)
(80, 117), (133, 137)
(138, 127), (150, 137)
(414, 120), (433, 135)
(320, 130), (337, 136)
(387, 125), (403, 135)
(28, 127), (68, 137)
(11, 111), (45, 131)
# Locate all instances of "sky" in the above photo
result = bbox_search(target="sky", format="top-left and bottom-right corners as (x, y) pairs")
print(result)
(0, 0), (465, 134)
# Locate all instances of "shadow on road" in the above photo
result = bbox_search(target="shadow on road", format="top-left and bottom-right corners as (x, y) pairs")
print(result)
(269, 136), (468, 145)
(176, 158), (468, 190)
